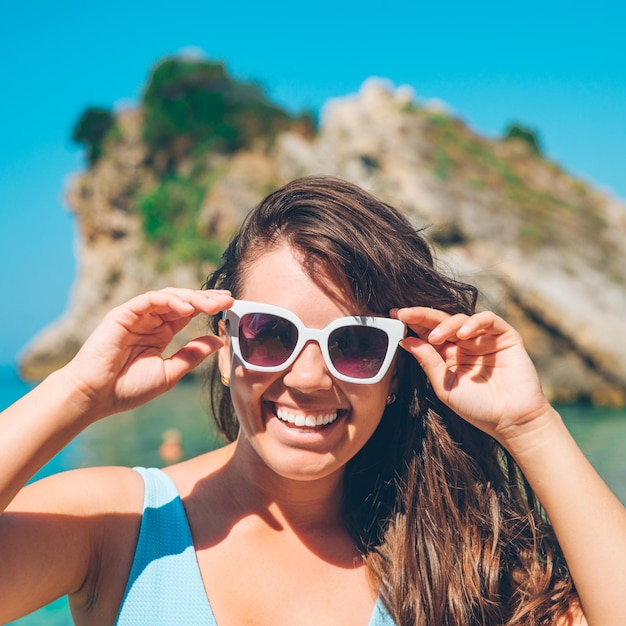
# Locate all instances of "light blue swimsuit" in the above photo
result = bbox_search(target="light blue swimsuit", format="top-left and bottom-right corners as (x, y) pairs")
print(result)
(116, 467), (396, 625)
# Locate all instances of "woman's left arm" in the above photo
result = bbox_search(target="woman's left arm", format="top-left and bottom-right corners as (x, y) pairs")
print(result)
(396, 307), (626, 626)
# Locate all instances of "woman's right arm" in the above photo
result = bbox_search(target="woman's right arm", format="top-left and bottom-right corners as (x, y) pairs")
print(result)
(0, 288), (233, 620)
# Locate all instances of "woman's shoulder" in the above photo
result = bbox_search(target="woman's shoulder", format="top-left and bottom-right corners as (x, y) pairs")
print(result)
(10, 465), (145, 516)
(161, 443), (235, 498)
(13, 442), (235, 517)
(4, 466), (146, 624)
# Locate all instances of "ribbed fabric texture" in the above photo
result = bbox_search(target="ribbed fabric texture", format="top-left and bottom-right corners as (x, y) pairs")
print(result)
(115, 467), (396, 625)
(369, 596), (397, 626)
(115, 467), (215, 625)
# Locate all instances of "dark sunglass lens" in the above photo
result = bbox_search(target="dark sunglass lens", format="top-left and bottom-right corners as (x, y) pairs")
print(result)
(239, 313), (298, 367)
(328, 326), (388, 378)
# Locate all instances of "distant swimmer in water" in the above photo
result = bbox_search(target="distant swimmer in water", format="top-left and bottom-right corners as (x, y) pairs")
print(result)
(158, 428), (183, 464)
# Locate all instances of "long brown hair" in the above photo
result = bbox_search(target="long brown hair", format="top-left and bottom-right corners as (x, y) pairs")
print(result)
(203, 176), (577, 625)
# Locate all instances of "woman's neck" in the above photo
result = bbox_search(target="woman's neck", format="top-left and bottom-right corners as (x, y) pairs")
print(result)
(223, 438), (347, 534)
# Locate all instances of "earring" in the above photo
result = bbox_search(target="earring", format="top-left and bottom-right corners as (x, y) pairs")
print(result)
(220, 373), (230, 387)
(386, 393), (396, 405)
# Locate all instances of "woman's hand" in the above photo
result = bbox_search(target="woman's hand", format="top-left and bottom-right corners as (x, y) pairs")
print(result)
(395, 307), (554, 446)
(61, 288), (234, 420)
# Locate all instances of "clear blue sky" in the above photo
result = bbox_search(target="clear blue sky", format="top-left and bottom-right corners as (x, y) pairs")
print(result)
(1, 0), (624, 367)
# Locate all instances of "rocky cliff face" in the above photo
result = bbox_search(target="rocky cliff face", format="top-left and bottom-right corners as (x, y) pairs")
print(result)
(20, 80), (626, 405)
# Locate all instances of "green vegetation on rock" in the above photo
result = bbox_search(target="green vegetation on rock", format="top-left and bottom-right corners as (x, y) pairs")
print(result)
(129, 57), (318, 268)
(503, 122), (543, 156)
(71, 58), (616, 279)
(72, 108), (116, 164)
(423, 112), (608, 253)
(141, 58), (315, 161)
(137, 173), (223, 269)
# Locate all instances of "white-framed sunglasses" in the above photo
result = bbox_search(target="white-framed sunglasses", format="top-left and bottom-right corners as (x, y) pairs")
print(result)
(223, 300), (406, 384)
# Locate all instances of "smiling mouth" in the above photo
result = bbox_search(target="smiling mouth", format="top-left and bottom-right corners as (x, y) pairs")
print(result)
(275, 406), (340, 428)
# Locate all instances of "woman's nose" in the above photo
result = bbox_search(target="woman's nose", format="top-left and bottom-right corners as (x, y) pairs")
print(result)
(281, 341), (334, 391)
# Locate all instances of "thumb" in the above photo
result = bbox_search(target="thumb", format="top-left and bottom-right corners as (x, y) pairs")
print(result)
(400, 336), (449, 392)
(162, 335), (224, 385)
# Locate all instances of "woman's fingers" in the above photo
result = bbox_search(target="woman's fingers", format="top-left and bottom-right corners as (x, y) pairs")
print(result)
(392, 306), (449, 339)
(158, 288), (233, 315)
(396, 307), (511, 346)
(396, 306), (546, 434)
(162, 335), (225, 386)
(399, 335), (450, 384)
(394, 307), (462, 340)
(395, 307), (520, 391)
(454, 311), (511, 339)
(117, 288), (233, 321)
(68, 289), (232, 399)
(99, 289), (234, 344)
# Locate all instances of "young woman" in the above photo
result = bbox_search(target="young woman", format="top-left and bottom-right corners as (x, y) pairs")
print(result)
(1, 177), (624, 625)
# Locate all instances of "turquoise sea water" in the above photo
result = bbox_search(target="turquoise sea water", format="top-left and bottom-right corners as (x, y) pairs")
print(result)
(2, 365), (625, 625)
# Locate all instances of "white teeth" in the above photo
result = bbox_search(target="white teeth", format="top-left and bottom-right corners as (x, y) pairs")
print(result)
(276, 407), (338, 428)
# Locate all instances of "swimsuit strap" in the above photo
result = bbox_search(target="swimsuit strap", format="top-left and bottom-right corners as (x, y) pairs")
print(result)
(115, 467), (215, 625)
(369, 595), (396, 626)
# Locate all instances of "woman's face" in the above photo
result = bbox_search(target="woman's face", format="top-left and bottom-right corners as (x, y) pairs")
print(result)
(219, 243), (397, 484)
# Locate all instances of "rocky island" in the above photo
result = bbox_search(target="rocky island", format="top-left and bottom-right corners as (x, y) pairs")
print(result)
(19, 58), (626, 405)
